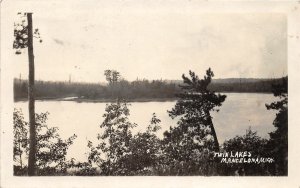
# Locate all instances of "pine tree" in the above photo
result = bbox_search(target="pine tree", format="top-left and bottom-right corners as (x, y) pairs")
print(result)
(163, 68), (226, 175)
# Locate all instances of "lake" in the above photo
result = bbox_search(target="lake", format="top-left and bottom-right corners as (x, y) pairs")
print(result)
(14, 93), (277, 162)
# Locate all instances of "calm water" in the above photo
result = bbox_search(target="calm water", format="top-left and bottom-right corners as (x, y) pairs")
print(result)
(14, 93), (277, 162)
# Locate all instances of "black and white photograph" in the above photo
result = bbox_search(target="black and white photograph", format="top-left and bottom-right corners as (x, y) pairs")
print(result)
(1, 0), (300, 187)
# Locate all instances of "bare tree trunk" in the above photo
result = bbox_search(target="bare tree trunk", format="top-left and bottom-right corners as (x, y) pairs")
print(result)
(27, 13), (36, 176)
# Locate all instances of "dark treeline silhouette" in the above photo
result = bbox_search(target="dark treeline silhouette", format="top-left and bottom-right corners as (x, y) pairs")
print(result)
(13, 79), (178, 101)
(14, 77), (285, 101)
(209, 78), (281, 93)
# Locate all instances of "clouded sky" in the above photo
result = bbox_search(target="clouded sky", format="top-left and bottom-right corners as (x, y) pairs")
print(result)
(9, 1), (287, 82)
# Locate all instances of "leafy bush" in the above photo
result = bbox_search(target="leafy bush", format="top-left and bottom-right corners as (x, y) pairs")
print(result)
(222, 128), (271, 176)
(87, 101), (164, 175)
(13, 108), (77, 175)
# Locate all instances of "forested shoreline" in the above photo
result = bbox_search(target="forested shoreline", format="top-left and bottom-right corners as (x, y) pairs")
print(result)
(14, 77), (285, 102)
(13, 69), (288, 176)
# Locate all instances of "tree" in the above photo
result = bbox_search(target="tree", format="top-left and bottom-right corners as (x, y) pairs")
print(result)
(13, 109), (28, 169)
(88, 101), (137, 175)
(104, 70), (112, 84)
(265, 76), (288, 175)
(13, 12), (42, 175)
(128, 113), (162, 175)
(88, 102), (164, 175)
(34, 112), (77, 175)
(162, 68), (226, 175)
(112, 71), (120, 84)
(13, 108), (77, 175)
(222, 128), (270, 175)
(104, 69), (120, 85)
(104, 70), (121, 99)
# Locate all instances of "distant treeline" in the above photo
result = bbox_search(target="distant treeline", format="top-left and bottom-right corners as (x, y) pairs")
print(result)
(14, 77), (286, 101)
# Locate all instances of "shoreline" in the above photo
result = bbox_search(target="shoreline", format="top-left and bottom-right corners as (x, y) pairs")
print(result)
(14, 92), (274, 103)
(14, 97), (179, 103)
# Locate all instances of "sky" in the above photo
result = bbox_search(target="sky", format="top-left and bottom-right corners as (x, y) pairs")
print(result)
(8, 1), (287, 83)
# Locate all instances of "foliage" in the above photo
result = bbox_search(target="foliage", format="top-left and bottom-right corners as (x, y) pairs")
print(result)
(265, 76), (288, 175)
(13, 109), (28, 169)
(88, 101), (137, 175)
(13, 12), (42, 55)
(160, 68), (226, 175)
(104, 70), (121, 85)
(13, 108), (77, 175)
(63, 159), (98, 176)
(222, 128), (271, 176)
(128, 113), (162, 175)
(87, 101), (164, 175)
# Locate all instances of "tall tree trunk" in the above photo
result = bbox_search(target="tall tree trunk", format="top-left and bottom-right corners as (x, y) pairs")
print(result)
(19, 143), (22, 168)
(208, 117), (219, 152)
(27, 13), (36, 176)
